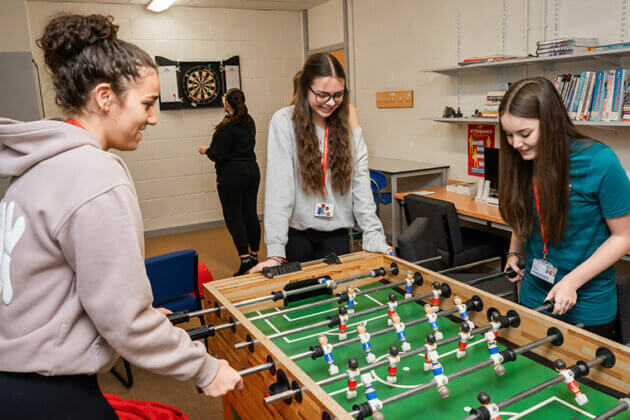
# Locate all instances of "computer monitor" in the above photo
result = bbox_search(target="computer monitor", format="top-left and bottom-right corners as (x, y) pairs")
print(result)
(484, 147), (499, 190)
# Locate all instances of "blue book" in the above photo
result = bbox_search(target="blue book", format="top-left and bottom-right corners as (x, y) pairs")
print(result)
(589, 71), (605, 121)
(610, 69), (625, 121)
(570, 72), (587, 119)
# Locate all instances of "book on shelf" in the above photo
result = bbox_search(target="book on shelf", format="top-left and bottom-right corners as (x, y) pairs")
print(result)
(457, 54), (520, 66)
(587, 41), (630, 52)
(536, 37), (598, 57)
(589, 71), (605, 121)
(601, 70), (616, 122)
(536, 37), (599, 47)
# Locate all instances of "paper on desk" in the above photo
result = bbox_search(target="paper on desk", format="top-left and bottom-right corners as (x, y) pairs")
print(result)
(406, 191), (435, 197)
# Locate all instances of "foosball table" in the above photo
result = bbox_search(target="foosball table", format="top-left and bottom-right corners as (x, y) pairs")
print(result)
(185, 252), (630, 419)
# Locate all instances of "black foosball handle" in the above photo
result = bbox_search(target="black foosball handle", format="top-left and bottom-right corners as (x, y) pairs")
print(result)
(263, 261), (302, 278)
(187, 324), (216, 341)
(167, 310), (190, 325)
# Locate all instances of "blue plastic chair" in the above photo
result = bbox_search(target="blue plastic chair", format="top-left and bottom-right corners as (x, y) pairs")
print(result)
(369, 169), (392, 206)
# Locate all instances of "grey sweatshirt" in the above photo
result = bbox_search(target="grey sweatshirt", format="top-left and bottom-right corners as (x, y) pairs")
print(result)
(264, 106), (389, 258)
(0, 118), (217, 387)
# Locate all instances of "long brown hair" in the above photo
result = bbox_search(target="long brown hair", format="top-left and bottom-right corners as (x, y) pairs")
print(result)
(498, 77), (584, 242)
(292, 53), (352, 195)
(215, 88), (255, 136)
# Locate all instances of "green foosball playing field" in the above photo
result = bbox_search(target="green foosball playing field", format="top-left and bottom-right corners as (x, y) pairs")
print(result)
(246, 281), (627, 419)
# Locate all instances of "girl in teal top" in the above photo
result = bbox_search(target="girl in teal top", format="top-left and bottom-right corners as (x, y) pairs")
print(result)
(498, 77), (630, 341)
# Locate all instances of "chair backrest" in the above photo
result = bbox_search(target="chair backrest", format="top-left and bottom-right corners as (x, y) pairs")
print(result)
(145, 249), (198, 305)
(369, 169), (387, 192)
(404, 195), (464, 255)
(397, 217), (441, 270)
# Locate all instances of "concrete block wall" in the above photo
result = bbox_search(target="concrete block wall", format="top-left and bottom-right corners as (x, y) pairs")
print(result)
(25, 1), (304, 232)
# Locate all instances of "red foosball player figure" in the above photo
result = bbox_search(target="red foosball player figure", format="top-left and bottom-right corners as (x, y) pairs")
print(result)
(387, 293), (398, 326)
(554, 359), (588, 405)
(338, 306), (349, 340)
(387, 344), (400, 384)
(477, 392), (501, 420)
(424, 332), (438, 371)
(457, 321), (472, 359)
(424, 304), (444, 341)
(346, 357), (360, 399)
(431, 281), (442, 312)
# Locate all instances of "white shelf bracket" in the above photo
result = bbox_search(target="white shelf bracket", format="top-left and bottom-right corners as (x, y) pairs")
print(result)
(622, 0), (629, 42)
(554, 0), (560, 38)
(457, 11), (463, 109)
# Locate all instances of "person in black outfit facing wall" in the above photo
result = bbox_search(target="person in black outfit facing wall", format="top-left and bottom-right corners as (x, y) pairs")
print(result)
(199, 89), (261, 275)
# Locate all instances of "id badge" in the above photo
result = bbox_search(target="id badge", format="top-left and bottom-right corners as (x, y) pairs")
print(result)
(314, 202), (334, 218)
(531, 258), (557, 284)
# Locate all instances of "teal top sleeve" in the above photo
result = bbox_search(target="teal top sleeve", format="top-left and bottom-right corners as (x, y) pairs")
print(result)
(592, 145), (630, 218)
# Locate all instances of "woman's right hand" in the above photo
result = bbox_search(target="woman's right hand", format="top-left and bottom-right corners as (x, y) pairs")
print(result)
(505, 255), (524, 283)
(249, 258), (281, 274)
(200, 359), (243, 397)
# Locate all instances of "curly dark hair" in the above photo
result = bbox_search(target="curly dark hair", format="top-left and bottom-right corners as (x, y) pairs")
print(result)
(292, 53), (352, 196)
(37, 14), (157, 114)
(215, 88), (255, 137)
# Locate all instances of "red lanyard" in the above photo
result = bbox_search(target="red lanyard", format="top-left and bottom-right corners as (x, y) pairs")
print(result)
(532, 177), (549, 259)
(65, 117), (86, 131)
(321, 125), (329, 196)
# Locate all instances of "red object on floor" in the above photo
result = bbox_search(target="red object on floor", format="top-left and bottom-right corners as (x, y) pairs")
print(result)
(196, 261), (214, 298)
(104, 394), (188, 420)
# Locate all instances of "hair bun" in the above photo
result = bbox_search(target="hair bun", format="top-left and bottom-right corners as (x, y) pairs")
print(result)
(38, 14), (119, 73)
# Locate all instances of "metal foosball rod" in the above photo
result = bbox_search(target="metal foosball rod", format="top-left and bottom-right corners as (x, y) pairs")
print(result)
(438, 256), (501, 274)
(593, 393), (630, 420)
(463, 347), (617, 420)
(349, 327), (565, 419)
(168, 262), (405, 324)
(263, 308), (521, 404)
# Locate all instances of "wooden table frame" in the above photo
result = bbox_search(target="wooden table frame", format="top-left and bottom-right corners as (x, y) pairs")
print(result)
(203, 252), (630, 420)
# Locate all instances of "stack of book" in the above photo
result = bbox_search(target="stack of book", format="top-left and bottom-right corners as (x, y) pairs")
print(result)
(536, 37), (599, 57)
(482, 91), (505, 118)
(457, 54), (519, 66)
(623, 86), (630, 121)
(553, 69), (629, 121)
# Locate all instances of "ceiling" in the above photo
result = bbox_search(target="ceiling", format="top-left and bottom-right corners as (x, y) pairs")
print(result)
(31, 0), (329, 11)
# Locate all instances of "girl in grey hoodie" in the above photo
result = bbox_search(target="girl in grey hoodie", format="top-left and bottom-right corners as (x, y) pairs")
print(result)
(0, 14), (241, 419)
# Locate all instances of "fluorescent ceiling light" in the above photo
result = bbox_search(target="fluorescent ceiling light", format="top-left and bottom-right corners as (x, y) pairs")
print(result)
(147, 0), (177, 12)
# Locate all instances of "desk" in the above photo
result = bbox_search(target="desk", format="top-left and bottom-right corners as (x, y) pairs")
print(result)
(395, 185), (630, 262)
(368, 157), (449, 247)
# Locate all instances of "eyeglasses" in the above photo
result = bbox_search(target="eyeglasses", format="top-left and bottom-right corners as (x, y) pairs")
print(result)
(309, 87), (345, 104)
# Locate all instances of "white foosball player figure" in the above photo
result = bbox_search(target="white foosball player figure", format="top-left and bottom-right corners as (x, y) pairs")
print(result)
(453, 295), (475, 330)
(347, 285), (356, 314)
(484, 324), (505, 376)
(346, 357), (360, 400)
(357, 324), (376, 363)
(554, 359), (588, 405)
(457, 321), (473, 359)
(387, 345), (400, 384)
(319, 276), (336, 290)
(424, 304), (443, 341)
(404, 270), (414, 299)
(387, 293), (398, 326)
(489, 310), (502, 338)
(338, 305), (349, 340)
(430, 357), (449, 399)
(431, 281), (442, 312)
(477, 392), (501, 420)
(319, 335), (339, 375)
(361, 373), (385, 420)
(424, 332), (439, 371)
(391, 313), (411, 352)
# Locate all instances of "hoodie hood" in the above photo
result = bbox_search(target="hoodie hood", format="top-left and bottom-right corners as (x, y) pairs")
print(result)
(0, 118), (101, 177)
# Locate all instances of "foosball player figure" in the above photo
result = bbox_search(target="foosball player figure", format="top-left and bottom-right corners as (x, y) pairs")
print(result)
(387, 293), (398, 326)
(347, 285), (357, 314)
(386, 345), (400, 384)
(357, 323), (376, 363)
(454, 295), (475, 330)
(478, 392), (501, 420)
(338, 305), (349, 340)
(424, 303), (444, 341)
(391, 313), (411, 351)
(424, 332), (438, 371)
(319, 335), (339, 375)
(404, 270), (414, 299)
(431, 281), (442, 312)
(346, 357), (360, 399)
(484, 325), (505, 376)
(457, 321), (472, 359)
(427, 342), (449, 399)
(489, 310), (502, 338)
(554, 359), (588, 405)
(361, 373), (385, 420)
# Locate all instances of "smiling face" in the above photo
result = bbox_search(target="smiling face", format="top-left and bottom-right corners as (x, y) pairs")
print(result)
(307, 76), (345, 122)
(103, 67), (159, 151)
(500, 112), (541, 161)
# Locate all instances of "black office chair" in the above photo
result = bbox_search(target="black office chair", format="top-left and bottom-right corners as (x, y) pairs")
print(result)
(403, 194), (508, 269)
(617, 274), (630, 345)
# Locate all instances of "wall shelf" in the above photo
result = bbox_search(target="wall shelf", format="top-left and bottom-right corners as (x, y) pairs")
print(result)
(430, 117), (630, 128)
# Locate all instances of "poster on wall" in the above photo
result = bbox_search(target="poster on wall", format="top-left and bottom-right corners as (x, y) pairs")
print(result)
(467, 124), (495, 177)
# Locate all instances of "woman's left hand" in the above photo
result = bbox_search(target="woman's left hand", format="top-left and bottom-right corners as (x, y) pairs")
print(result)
(544, 278), (578, 315)
(384, 248), (395, 256)
(198, 146), (208, 154)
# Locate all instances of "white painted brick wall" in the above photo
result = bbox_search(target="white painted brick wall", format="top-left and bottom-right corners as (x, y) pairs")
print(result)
(25, 1), (304, 232)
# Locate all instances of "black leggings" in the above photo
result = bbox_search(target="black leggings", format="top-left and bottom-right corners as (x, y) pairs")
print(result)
(286, 228), (350, 263)
(0, 372), (117, 420)
(217, 161), (261, 255)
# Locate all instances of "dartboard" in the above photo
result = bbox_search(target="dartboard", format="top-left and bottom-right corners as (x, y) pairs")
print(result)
(182, 66), (220, 106)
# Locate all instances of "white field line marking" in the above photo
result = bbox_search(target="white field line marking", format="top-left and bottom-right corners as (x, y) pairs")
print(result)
(505, 396), (595, 419)
(282, 314), (389, 343)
